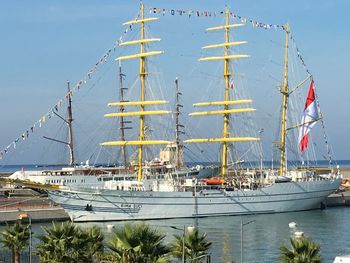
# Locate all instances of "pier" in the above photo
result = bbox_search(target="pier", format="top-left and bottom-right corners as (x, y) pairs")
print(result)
(0, 186), (69, 223)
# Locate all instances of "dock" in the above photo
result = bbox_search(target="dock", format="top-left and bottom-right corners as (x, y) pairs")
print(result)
(327, 191), (350, 207)
(0, 188), (69, 224)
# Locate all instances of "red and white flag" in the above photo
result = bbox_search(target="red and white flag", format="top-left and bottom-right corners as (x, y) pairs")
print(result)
(298, 80), (319, 152)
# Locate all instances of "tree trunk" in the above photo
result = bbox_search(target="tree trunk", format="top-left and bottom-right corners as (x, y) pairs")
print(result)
(14, 250), (20, 263)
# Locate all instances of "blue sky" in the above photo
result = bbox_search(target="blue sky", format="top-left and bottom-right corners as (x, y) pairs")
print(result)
(1, 0), (349, 164)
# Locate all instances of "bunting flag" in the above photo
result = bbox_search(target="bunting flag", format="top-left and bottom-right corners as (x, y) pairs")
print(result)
(230, 80), (235, 90)
(290, 33), (312, 76)
(149, 7), (284, 31)
(298, 80), (319, 152)
(0, 16), (137, 160)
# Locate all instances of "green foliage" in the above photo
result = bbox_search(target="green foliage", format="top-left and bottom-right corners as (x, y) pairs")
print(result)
(2, 220), (213, 263)
(35, 221), (104, 263)
(170, 228), (212, 263)
(108, 223), (170, 263)
(279, 237), (321, 263)
(0, 222), (30, 263)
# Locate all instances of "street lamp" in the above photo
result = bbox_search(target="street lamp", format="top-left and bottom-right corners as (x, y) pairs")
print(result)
(241, 218), (255, 263)
(289, 222), (304, 238)
(171, 225), (186, 263)
(171, 225), (195, 263)
(18, 213), (31, 263)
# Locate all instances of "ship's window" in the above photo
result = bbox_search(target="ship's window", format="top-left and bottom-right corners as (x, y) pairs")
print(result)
(103, 178), (112, 181)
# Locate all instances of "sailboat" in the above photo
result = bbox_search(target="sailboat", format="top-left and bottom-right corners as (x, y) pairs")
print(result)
(38, 5), (342, 222)
(5, 3), (341, 222)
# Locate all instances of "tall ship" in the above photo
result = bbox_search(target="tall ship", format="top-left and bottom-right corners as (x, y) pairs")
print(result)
(6, 4), (341, 222)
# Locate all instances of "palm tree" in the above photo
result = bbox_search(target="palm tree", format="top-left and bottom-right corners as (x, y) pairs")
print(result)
(84, 225), (104, 262)
(36, 221), (104, 263)
(171, 228), (212, 263)
(36, 221), (77, 263)
(108, 223), (170, 263)
(279, 237), (321, 263)
(0, 222), (30, 263)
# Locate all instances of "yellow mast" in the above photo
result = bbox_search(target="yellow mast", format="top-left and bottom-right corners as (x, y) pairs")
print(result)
(222, 7), (231, 177)
(279, 23), (290, 177)
(138, 3), (146, 182)
(185, 6), (259, 178)
(101, 3), (170, 181)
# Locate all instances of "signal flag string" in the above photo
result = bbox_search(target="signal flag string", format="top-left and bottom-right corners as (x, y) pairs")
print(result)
(0, 19), (137, 160)
(149, 7), (286, 31)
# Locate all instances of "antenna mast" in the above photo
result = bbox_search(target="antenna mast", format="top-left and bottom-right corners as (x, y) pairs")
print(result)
(118, 62), (130, 168)
(175, 77), (184, 168)
(67, 81), (75, 166)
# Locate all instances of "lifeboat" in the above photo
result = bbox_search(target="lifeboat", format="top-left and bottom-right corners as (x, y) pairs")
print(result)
(203, 177), (224, 185)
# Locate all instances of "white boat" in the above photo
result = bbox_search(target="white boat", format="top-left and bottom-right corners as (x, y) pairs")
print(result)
(43, 4), (341, 222)
(334, 255), (350, 263)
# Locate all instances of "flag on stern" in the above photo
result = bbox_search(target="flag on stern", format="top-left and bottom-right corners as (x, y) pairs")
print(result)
(298, 80), (319, 152)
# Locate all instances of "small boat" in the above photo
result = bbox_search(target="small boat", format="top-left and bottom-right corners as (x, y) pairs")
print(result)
(202, 177), (225, 185)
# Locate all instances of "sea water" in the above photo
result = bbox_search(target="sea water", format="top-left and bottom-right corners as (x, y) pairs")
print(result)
(89, 208), (350, 262)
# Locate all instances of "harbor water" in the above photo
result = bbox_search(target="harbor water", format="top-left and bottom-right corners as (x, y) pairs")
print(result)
(92, 207), (350, 262)
(1, 207), (349, 262)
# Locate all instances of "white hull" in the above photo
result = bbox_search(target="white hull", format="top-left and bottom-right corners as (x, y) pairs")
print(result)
(49, 178), (341, 222)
